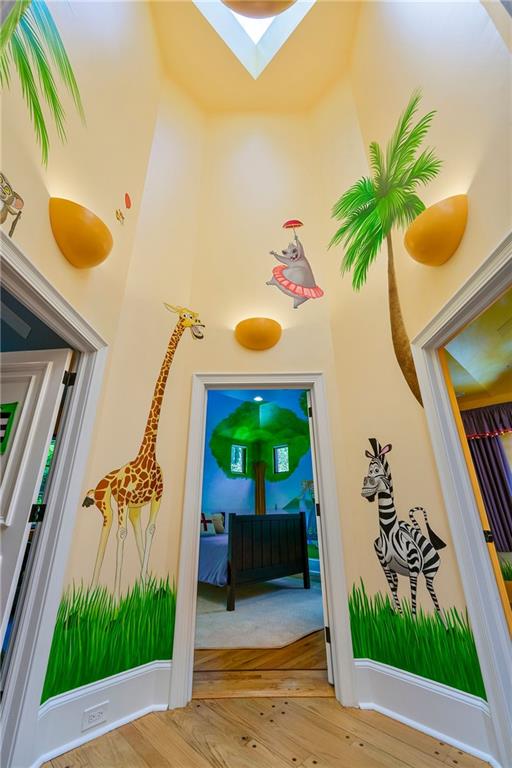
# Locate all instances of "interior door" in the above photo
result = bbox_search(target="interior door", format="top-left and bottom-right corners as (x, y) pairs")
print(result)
(305, 389), (334, 684)
(0, 348), (72, 644)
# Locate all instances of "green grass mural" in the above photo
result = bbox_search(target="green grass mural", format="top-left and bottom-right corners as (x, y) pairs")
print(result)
(349, 581), (486, 700)
(41, 576), (176, 704)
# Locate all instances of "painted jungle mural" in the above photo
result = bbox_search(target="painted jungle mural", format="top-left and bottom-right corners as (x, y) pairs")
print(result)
(41, 305), (205, 703)
(330, 90), (442, 406)
(350, 437), (486, 700)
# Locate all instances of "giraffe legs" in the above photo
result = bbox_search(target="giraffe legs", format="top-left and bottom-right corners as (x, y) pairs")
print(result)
(141, 495), (161, 580)
(128, 506), (144, 567)
(91, 493), (113, 588)
(114, 507), (128, 600)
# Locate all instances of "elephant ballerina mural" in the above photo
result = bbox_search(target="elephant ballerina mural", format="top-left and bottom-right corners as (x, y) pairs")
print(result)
(83, 304), (205, 597)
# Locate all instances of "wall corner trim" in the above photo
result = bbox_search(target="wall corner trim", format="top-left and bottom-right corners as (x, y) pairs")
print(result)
(32, 660), (172, 768)
(354, 659), (500, 768)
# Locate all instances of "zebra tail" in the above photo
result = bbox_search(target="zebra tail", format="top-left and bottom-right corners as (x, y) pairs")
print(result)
(82, 490), (95, 508)
(408, 506), (422, 531)
(410, 506), (447, 551)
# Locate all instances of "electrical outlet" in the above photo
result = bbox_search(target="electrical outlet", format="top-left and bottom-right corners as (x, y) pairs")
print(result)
(82, 701), (108, 732)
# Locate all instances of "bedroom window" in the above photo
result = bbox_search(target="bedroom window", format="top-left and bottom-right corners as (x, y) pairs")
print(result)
(231, 444), (247, 474)
(273, 445), (289, 474)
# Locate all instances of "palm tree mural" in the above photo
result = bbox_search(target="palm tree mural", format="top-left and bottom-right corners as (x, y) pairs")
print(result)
(1, 0), (84, 165)
(330, 91), (441, 405)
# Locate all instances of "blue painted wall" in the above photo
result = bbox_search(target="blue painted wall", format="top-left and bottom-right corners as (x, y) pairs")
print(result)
(202, 389), (315, 518)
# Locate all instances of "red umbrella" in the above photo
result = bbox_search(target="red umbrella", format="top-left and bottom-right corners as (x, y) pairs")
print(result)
(283, 218), (303, 238)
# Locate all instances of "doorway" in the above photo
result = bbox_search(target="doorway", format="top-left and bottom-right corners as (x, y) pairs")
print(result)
(0, 286), (76, 700)
(192, 387), (332, 698)
(169, 373), (355, 711)
(411, 232), (512, 768)
(0, 234), (107, 768)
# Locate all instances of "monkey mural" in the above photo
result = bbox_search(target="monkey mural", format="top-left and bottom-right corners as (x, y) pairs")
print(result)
(267, 225), (324, 309)
(0, 173), (24, 238)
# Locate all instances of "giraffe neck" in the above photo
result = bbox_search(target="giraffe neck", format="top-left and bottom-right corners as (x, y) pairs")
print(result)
(377, 486), (398, 536)
(138, 322), (185, 458)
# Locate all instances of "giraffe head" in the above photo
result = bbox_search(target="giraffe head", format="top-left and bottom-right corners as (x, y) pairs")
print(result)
(165, 304), (205, 339)
(361, 438), (392, 502)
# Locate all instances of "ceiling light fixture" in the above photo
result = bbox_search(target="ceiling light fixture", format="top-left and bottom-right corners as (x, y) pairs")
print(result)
(221, 1), (296, 19)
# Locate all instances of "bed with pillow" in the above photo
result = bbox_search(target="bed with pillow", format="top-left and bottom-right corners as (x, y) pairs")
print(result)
(198, 511), (310, 610)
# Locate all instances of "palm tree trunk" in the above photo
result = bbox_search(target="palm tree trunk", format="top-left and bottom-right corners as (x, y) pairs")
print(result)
(387, 233), (423, 406)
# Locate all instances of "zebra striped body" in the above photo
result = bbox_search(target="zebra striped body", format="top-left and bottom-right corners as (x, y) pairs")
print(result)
(362, 438), (446, 617)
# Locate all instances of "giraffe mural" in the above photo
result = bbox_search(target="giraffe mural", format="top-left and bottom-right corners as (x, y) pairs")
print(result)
(83, 304), (205, 597)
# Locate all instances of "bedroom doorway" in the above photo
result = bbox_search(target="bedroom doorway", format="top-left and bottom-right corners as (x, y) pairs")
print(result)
(170, 373), (355, 710)
(193, 387), (332, 697)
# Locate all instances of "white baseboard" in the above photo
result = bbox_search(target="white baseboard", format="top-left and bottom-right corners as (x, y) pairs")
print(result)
(354, 659), (500, 768)
(31, 660), (172, 768)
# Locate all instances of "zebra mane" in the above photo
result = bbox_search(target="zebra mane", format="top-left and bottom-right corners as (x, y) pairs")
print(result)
(367, 438), (393, 492)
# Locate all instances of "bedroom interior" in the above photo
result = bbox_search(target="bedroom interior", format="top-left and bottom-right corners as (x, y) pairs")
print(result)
(1, 1), (511, 767)
(194, 387), (331, 696)
(443, 286), (512, 628)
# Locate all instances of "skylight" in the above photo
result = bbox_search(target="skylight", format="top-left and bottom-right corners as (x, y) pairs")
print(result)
(231, 12), (274, 45)
(193, 1), (316, 79)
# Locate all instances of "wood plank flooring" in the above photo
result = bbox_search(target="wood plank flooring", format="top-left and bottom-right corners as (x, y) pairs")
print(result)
(42, 697), (490, 768)
(193, 629), (331, 697)
(194, 629), (327, 671)
(193, 669), (334, 698)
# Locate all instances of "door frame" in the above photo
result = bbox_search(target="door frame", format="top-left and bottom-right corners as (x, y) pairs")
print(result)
(169, 372), (356, 709)
(0, 232), (107, 768)
(411, 231), (512, 768)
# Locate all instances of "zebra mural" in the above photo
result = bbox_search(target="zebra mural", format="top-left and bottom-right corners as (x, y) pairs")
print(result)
(361, 438), (446, 618)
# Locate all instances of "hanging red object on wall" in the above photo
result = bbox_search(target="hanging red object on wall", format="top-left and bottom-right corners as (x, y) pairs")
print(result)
(125, 193), (132, 210)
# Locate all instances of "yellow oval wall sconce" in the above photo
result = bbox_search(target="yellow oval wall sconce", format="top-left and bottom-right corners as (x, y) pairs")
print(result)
(49, 197), (113, 269)
(404, 194), (468, 266)
(235, 317), (282, 350)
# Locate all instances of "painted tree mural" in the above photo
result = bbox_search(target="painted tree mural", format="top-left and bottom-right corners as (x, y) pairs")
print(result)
(0, 0), (84, 165)
(210, 400), (310, 515)
(330, 90), (441, 405)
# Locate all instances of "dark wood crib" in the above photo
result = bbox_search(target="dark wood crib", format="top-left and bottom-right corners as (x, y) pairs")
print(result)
(226, 511), (310, 611)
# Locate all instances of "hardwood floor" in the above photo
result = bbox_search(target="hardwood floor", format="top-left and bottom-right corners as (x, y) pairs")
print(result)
(193, 669), (334, 698)
(193, 629), (331, 697)
(194, 629), (327, 671)
(42, 697), (490, 768)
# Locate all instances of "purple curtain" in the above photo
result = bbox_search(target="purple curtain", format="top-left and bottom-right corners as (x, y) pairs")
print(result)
(461, 403), (512, 552)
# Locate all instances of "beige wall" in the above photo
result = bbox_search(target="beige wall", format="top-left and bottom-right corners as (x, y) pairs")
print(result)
(64, 81), (205, 589)
(1, 1), (162, 343)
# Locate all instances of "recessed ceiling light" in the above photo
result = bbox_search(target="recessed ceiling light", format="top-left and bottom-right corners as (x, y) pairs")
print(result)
(254, 396), (263, 402)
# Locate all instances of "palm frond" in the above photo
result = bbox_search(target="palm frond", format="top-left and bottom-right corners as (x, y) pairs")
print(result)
(395, 193), (425, 229)
(389, 110), (437, 180)
(0, 48), (12, 87)
(376, 187), (407, 235)
(0, 0), (31, 55)
(10, 27), (49, 163)
(345, 208), (385, 290)
(402, 148), (442, 190)
(369, 141), (385, 189)
(331, 177), (376, 221)
(28, 0), (84, 120)
(330, 198), (378, 255)
(385, 88), (421, 175)
(18, 12), (66, 140)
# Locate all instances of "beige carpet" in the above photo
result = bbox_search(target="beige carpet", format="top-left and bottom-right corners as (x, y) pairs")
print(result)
(195, 577), (324, 649)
